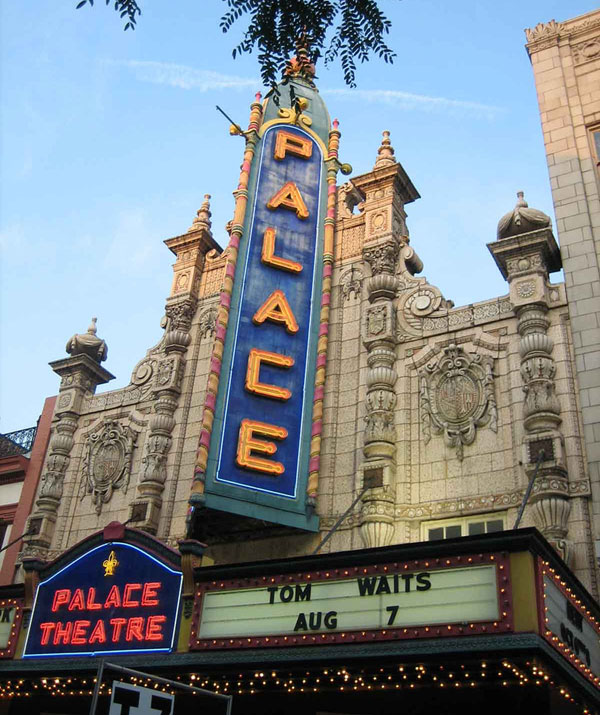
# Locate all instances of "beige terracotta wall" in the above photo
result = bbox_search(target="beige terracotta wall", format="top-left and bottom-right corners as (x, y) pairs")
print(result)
(526, 10), (600, 569)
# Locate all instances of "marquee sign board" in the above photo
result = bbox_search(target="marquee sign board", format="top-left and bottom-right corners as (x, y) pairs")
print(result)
(23, 542), (182, 658)
(192, 552), (513, 649)
(203, 119), (328, 531)
(0, 599), (22, 658)
(539, 560), (600, 686)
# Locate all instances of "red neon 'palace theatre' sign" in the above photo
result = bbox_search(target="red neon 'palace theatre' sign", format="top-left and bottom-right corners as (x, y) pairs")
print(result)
(23, 542), (182, 657)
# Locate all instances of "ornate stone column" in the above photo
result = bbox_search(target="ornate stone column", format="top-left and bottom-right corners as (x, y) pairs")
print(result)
(354, 132), (420, 548)
(130, 198), (219, 533)
(361, 241), (399, 547)
(489, 193), (571, 562)
(24, 321), (114, 556)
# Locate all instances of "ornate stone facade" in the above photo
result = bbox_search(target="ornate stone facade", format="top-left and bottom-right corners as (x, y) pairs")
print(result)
(14, 56), (599, 598)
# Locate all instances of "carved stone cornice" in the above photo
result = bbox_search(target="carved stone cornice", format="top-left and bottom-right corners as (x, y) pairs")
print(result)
(351, 161), (420, 206)
(487, 227), (561, 281)
(525, 19), (564, 52)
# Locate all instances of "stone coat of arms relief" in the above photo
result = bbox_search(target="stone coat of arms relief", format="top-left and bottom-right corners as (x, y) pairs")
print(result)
(419, 344), (498, 460)
(80, 420), (137, 513)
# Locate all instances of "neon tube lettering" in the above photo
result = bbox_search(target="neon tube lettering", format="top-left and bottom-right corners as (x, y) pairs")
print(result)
(261, 227), (303, 273)
(253, 289), (299, 333)
(267, 181), (309, 220)
(273, 130), (313, 161)
(245, 349), (294, 400)
(236, 419), (288, 475)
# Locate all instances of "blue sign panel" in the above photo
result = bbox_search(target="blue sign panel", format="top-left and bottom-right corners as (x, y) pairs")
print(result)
(23, 542), (182, 657)
(204, 124), (325, 529)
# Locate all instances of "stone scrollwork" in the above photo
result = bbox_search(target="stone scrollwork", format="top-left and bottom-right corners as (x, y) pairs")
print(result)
(165, 297), (197, 332)
(339, 265), (363, 301)
(419, 344), (497, 460)
(80, 420), (137, 513)
(198, 306), (218, 338)
(363, 241), (399, 277)
(131, 357), (157, 387)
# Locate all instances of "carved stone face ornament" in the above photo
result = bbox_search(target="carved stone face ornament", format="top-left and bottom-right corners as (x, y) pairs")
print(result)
(81, 421), (136, 513)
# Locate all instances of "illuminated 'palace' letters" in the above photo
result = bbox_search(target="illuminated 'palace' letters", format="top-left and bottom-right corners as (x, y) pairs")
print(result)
(233, 128), (313, 479)
(274, 130), (313, 161)
(261, 227), (303, 273)
(267, 181), (309, 220)
(236, 419), (288, 475)
(246, 349), (294, 400)
(253, 289), (299, 334)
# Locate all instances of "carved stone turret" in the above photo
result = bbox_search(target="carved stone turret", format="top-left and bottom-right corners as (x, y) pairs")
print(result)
(24, 323), (115, 557)
(164, 194), (222, 302)
(129, 198), (220, 534)
(355, 132), (420, 548)
(489, 193), (571, 562)
(66, 317), (108, 363)
(497, 191), (551, 239)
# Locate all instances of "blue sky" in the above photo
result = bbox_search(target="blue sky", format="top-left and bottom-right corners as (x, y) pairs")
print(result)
(1, 0), (596, 433)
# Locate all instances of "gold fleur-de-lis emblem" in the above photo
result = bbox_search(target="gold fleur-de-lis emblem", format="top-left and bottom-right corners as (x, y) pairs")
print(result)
(103, 550), (119, 576)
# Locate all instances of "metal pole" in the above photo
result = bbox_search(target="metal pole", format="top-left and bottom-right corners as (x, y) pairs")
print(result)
(89, 658), (105, 715)
(0, 528), (36, 554)
(312, 485), (369, 555)
(513, 450), (545, 530)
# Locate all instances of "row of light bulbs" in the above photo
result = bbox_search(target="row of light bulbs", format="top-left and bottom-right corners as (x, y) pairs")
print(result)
(0, 659), (592, 712)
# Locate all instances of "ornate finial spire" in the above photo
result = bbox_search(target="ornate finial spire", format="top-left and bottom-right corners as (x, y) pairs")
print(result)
(188, 194), (212, 233)
(374, 130), (396, 169)
(497, 190), (551, 239)
(66, 317), (108, 363)
(284, 33), (316, 84)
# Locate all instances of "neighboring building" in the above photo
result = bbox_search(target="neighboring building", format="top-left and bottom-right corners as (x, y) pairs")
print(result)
(526, 8), (600, 563)
(0, 400), (54, 585)
(0, 19), (599, 714)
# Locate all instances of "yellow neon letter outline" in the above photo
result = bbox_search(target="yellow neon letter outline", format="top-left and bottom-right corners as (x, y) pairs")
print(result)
(274, 130), (313, 161)
(236, 419), (288, 475)
(266, 181), (309, 220)
(245, 348), (294, 400)
(261, 227), (303, 274)
(253, 289), (299, 334)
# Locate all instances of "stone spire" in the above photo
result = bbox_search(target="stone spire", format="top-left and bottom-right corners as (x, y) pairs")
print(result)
(374, 130), (396, 169)
(497, 191), (551, 239)
(188, 194), (212, 233)
(66, 317), (108, 363)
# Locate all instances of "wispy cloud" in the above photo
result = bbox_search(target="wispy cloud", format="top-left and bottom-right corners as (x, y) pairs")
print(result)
(115, 60), (258, 92)
(322, 88), (503, 120)
(113, 60), (502, 118)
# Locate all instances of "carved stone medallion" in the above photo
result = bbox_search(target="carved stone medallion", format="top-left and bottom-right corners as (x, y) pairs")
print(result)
(419, 345), (497, 460)
(81, 421), (137, 513)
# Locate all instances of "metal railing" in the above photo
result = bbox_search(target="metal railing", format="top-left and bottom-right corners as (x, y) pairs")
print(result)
(0, 426), (37, 457)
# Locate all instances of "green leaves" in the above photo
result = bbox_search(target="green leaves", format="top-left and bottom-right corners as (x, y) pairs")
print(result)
(75, 0), (397, 85)
(75, 0), (141, 30)
(220, 0), (396, 92)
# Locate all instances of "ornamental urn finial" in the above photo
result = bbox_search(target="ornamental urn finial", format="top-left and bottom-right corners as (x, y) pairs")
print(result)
(284, 34), (316, 84)
(497, 191), (551, 239)
(188, 194), (212, 233)
(66, 317), (108, 363)
(374, 130), (396, 169)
